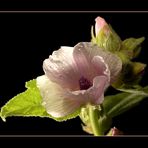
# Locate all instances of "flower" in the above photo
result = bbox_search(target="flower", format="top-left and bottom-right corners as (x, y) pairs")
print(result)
(37, 42), (122, 118)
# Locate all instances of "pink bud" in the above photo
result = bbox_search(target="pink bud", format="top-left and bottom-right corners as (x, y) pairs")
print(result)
(95, 16), (108, 36)
(111, 127), (123, 136)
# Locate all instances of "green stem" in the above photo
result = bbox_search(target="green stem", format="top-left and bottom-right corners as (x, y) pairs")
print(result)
(88, 105), (104, 136)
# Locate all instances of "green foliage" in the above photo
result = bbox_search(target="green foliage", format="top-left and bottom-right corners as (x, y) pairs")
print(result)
(103, 86), (148, 118)
(0, 79), (80, 122)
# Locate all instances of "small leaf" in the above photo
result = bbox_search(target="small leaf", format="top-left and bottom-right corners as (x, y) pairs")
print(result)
(103, 86), (148, 118)
(0, 79), (80, 122)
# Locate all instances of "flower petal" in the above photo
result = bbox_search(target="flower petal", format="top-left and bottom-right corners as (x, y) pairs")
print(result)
(73, 43), (108, 81)
(91, 56), (110, 79)
(43, 46), (80, 90)
(72, 44), (94, 80)
(88, 76), (109, 104)
(95, 16), (108, 36)
(68, 75), (108, 105)
(37, 75), (81, 118)
(73, 42), (122, 83)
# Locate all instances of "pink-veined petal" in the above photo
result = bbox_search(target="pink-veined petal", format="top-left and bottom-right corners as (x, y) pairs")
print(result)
(73, 42), (122, 83)
(73, 42), (108, 81)
(66, 75), (108, 105)
(37, 75), (81, 118)
(88, 75), (109, 104)
(91, 56), (110, 79)
(43, 46), (80, 90)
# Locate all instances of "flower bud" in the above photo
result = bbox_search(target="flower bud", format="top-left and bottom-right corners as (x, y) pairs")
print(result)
(132, 62), (146, 76)
(111, 127), (123, 136)
(107, 127), (123, 136)
(91, 16), (121, 52)
(121, 37), (145, 59)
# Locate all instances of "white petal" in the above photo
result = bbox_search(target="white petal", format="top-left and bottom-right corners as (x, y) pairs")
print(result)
(37, 75), (81, 118)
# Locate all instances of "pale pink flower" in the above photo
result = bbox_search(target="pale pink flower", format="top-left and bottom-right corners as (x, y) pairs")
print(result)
(37, 42), (122, 118)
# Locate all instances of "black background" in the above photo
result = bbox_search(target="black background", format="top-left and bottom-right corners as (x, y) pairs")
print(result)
(0, 12), (148, 135)
(0, 0), (147, 11)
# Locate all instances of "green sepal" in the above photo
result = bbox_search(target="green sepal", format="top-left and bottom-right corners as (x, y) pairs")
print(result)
(91, 25), (121, 52)
(121, 37), (145, 59)
(79, 105), (112, 135)
(112, 61), (146, 88)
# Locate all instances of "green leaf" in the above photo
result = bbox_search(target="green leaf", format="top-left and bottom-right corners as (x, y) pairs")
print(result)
(0, 80), (49, 121)
(0, 79), (80, 122)
(103, 86), (148, 118)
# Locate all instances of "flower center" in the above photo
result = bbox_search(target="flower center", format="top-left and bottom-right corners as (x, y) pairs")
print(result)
(79, 76), (92, 90)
